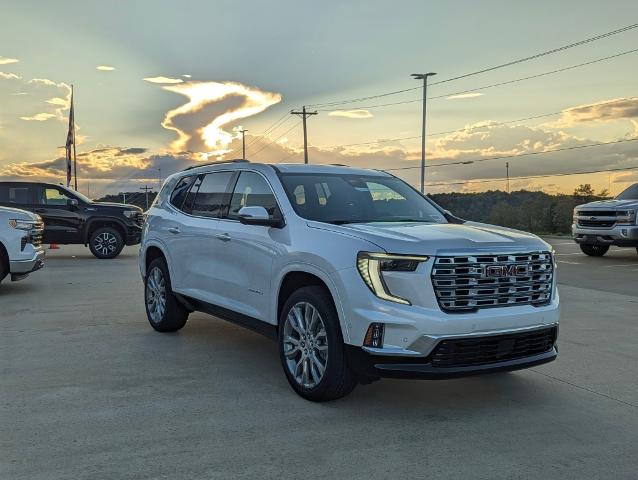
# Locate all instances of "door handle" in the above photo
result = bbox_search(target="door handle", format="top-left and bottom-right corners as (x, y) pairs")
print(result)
(215, 233), (231, 242)
(168, 227), (181, 234)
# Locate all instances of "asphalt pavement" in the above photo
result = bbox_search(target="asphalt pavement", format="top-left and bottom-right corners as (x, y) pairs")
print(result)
(1, 241), (637, 480)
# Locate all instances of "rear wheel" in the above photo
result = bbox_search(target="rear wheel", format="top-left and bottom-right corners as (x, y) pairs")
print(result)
(580, 244), (609, 257)
(89, 226), (124, 259)
(145, 257), (188, 332)
(278, 286), (357, 402)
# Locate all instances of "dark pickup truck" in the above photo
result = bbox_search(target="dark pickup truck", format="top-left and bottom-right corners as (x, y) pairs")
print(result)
(0, 181), (143, 259)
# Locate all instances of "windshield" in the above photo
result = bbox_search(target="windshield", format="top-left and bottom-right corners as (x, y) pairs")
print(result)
(279, 173), (448, 224)
(58, 185), (92, 204)
(616, 183), (638, 200)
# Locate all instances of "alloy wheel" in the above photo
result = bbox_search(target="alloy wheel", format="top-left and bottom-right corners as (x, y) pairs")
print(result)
(283, 301), (329, 389)
(146, 267), (166, 324)
(93, 232), (118, 256)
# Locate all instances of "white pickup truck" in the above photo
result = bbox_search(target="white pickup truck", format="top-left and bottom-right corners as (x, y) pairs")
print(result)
(0, 206), (45, 284)
(573, 183), (638, 256)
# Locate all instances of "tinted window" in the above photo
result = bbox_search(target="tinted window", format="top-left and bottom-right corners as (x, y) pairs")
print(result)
(227, 171), (280, 220)
(616, 184), (638, 200)
(191, 172), (233, 218)
(0, 185), (31, 204)
(182, 176), (202, 213)
(279, 173), (447, 224)
(41, 187), (72, 206)
(170, 176), (195, 210)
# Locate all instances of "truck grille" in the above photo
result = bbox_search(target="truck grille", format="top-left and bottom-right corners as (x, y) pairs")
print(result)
(21, 221), (44, 250)
(431, 326), (557, 368)
(431, 251), (553, 312)
(575, 210), (634, 229)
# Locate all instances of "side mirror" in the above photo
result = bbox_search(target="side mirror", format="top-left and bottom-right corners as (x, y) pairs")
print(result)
(237, 206), (283, 228)
(68, 198), (79, 208)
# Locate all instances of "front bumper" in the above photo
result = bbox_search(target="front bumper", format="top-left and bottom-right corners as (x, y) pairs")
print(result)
(125, 225), (143, 246)
(10, 249), (45, 274)
(573, 224), (638, 246)
(347, 346), (557, 380)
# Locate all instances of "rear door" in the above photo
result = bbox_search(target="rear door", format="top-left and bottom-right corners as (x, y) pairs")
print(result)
(35, 186), (83, 243)
(168, 171), (235, 303)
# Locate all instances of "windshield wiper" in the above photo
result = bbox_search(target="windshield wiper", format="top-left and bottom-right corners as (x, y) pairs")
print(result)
(326, 219), (361, 225)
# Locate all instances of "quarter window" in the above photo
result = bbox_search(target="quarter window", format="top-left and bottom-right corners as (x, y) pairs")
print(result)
(227, 171), (280, 220)
(170, 176), (195, 210)
(191, 172), (233, 218)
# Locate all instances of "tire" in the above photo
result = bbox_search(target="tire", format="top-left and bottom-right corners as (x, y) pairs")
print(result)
(0, 245), (8, 284)
(89, 226), (124, 259)
(144, 257), (188, 332)
(580, 244), (609, 257)
(278, 286), (357, 402)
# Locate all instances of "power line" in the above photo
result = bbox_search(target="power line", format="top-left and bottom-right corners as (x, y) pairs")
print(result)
(320, 48), (638, 112)
(385, 137), (638, 172)
(251, 120), (302, 157)
(306, 23), (638, 109)
(421, 164), (638, 188)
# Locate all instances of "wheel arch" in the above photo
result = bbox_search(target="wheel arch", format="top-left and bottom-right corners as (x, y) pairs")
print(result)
(140, 240), (174, 280)
(275, 265), (350, 343)
(83, 218), (127, 245)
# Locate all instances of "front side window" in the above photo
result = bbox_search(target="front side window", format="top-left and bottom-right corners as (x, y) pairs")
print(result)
(42, 188), (72, 206)
(191, 172), (233, 218)
(227, 171), (280, 220)
(279, 173), (447, 224)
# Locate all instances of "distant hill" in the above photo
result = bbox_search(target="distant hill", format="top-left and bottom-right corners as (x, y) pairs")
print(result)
(96, 191), (158, 210)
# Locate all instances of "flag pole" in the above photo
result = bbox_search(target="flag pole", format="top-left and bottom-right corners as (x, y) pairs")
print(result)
(71, 85), (77, 191)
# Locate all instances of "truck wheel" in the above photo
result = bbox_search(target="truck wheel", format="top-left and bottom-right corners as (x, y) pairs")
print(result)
(580, 244), (609, 257)
(0, 245), (8, 284)
(278, 286), (357, 402)
(144, 257), (188, 332)
(89, 227), (124, 259)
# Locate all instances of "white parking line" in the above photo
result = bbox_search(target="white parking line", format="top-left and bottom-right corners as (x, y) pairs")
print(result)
(555, 253), (585, 256)
(601, 264), (638, 268)
(557, 260), (583, 265)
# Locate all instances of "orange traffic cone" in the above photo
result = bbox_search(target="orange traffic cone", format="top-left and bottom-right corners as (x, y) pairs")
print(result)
(49, 243), (60, 250)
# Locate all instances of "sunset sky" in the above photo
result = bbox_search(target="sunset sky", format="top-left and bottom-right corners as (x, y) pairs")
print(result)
(1, 0), (637, 197)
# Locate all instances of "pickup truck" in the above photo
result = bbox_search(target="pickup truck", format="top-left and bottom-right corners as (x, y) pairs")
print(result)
(0, 205), (45, 284)
(573, 183), (638, 256)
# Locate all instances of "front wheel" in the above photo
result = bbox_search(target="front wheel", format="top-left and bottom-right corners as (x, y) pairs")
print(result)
(278, 286), (357, 402)
(144, 258), (188, 332)
(89, 227), (124, 259)
(580, 244), (609, 257)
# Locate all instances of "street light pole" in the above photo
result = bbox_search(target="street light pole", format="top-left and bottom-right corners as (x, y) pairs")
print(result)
(411, 72), (437, 194)
(240, 129), (248, 160)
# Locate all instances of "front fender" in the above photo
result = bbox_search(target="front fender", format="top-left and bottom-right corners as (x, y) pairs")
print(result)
(83, 217), (129, 244)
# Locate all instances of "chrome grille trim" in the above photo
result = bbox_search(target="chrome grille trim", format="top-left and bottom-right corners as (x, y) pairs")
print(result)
(431, 251), (554, 312)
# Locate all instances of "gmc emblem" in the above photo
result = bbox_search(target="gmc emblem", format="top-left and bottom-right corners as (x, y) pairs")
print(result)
(483, 264), (530, 278)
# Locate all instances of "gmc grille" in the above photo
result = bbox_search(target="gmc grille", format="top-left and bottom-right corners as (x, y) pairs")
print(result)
(431, 251), (553, 313)
(431, 326), (558, 367)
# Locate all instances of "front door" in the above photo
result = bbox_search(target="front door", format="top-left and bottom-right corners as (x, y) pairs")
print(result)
(36, 186), (83, 244)
(213, 171), (284, 323)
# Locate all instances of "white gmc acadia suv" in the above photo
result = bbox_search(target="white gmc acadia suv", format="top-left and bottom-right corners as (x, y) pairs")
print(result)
(140, 160), (560, 401)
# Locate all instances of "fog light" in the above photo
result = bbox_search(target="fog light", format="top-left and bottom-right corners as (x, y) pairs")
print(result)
(363, 323), (385, 348)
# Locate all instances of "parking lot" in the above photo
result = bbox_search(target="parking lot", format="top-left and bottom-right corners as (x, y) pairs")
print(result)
(2, 239), (637, 480)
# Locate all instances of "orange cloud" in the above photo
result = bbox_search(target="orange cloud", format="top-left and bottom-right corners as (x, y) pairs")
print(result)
(328, 109), (373, 119)
(144, 76), (183, 84)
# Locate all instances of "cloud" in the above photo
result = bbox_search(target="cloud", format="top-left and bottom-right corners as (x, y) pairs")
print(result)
(144, 76), (183, 84)
(183, 74), (192, 78)
(159, 80), (282, 154)
(28, 78), (58, 86)
(96, 65), (115, 71)
(446, 92), (484, 100)
(328, 109), (373, 119)
(0, 72), (21, 80)
(551, 97), (638, 127)
(0, 57), (19, 65)
(45, 97), (68, 106)
(19, 112), (57, 121)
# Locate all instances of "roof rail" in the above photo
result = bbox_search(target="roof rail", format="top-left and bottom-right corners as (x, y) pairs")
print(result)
(182, 159), (249, 171)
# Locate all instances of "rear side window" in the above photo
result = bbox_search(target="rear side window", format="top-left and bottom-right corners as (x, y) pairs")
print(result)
(170, 176), (195, 210)
(227, 171), (280, 220)
(0, 185), (32, 204)
(191, 172), (233, 218)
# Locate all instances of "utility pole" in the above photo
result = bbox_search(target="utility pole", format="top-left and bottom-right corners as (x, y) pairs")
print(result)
(140, 185), (153, 210)
(240, 129), (248, 160)
(291, 106), (317, 164)
(506, 162), (510, 193)
(411, 73), (437, 193)
(122, 193), (127, 204)
(87, 182), (90, 198)
(158, 168), (162, 189)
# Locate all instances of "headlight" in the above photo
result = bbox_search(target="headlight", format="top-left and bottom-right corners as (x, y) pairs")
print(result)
(8, 219), (37, 230)
(616, 209), (636, 225)
(122, 210), (139, 218)
(356, 252), (429, 305)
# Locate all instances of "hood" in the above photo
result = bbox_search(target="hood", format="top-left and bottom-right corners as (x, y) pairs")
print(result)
(576, 199), (638, 210)
(90, 202), (143, 211)
(0, 205), (40, 221)
(309, 221), (549, 256)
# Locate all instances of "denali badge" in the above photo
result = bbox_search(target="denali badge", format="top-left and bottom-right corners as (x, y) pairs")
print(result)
(483, 264), (530, 278)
